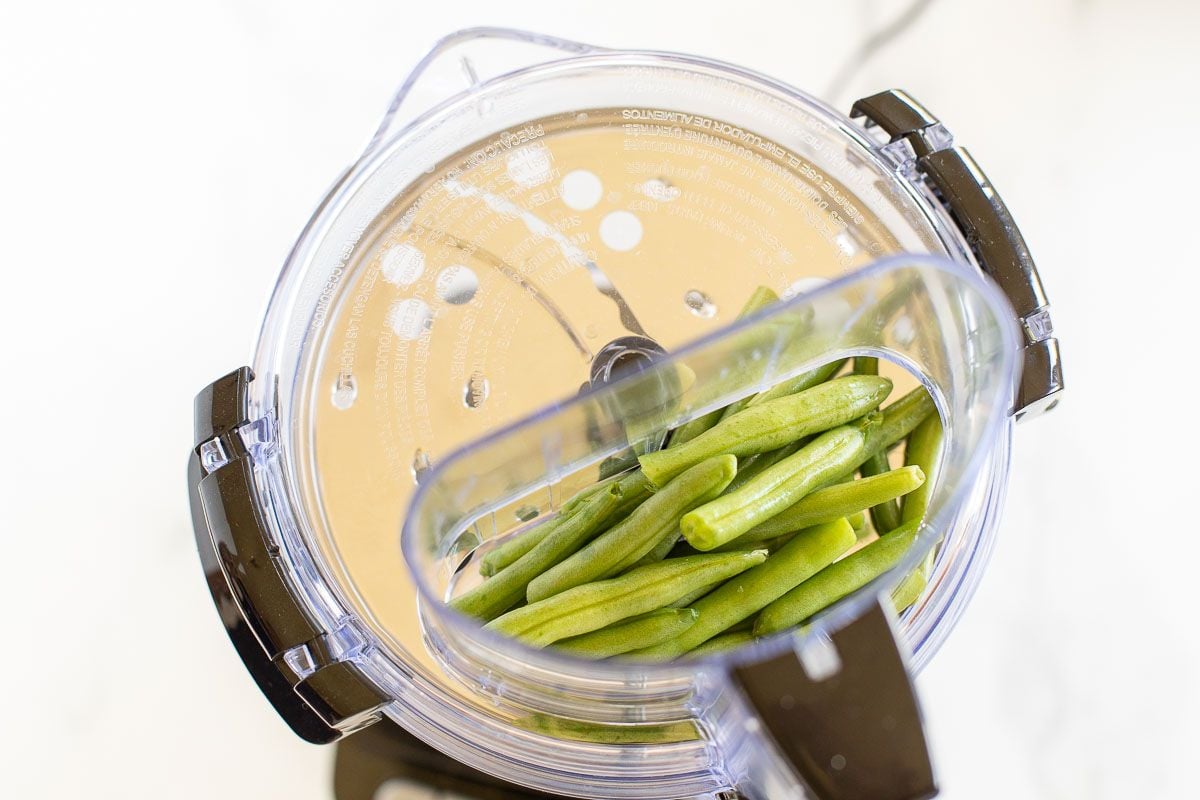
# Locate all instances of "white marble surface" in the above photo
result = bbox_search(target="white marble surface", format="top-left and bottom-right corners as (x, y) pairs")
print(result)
(2, 1), (1198, 797)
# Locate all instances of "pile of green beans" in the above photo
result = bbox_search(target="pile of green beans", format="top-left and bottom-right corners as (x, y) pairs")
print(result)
(449, 288), (945, 660)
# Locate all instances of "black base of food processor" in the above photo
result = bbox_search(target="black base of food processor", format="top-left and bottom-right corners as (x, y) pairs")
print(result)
(332, 720), (568, 800)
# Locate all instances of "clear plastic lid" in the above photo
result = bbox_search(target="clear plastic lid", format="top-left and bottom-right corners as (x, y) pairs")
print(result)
(244, 29), (1020, 798)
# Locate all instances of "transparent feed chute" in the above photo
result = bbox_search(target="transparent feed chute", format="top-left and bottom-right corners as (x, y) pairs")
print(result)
(188, 27), (1061, 800)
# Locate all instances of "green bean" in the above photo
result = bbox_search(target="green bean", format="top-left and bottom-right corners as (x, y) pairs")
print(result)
(667, 287), (781, 444)
(680, 418), (877, 551)
(488, 550), (767, 647)
(860, 452), (902, 533)
(901, 412), (943, 525)
(739, 285), (783, 316)
(684, 630), (755, 658)
(480, 469), (649, 577)
(754, 521), (920, 636)
(668, 408), (724, 447)
(890, 413), (944, 614)
(639, 375), (892, 488)
(626, 519), (856, 660)
(625, 529), (680, 571)
(452, 486), (624, 620)
(890, 548), (935, 614)
(846, 357), (898, 533)
(553, 608), (699, 659)
(725, 440), (806, 493)
(598, 450), (640, 480)
(853, 356), (879, 377)
(862, 386), (936, 459)
(848, 510), (867, 534)
(527, 456), (738, 602)
(479, 517), (559, 578)
(742, 359), (848, 410)
(715, 466), (925, 547)
(513, 713), (700, 744)
(668, 580), (720, 609)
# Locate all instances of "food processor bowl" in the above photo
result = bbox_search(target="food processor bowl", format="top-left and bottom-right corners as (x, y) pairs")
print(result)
(189, 28), (1062, 800)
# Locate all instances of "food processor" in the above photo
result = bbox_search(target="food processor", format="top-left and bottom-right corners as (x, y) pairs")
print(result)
(187, 28), (1063, 800)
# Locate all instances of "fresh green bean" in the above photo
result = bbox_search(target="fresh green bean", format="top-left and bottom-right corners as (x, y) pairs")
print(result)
(754, 521), (920, 635)
(680, 418), (877, 551)
(725, 440), (806, 494)
(684, 630), (755, 658)
(668, 408), (724, 447)
(890, 548), (935, 614)
(739, 285), (783, 316)
(715, 466), (925, 547)
(667, 287), (781, 444)
(639, 375), (892, 487)
(452, 486), (624, 620)
(860, 452), (902, 533)
(598, 450), (640, 480)
(668, 580), (720, 609)
(890, 412), (944, 613)
(488, 550), (767, 647)
(862, 386), (936, 459)
(527, 456), (737, 602)
(901, 412), (943, 525)
(479, 518), (559, 578)
(553, 608), (699, 659)
(848, 510), (867, 534)
(626, 519), (856, 660)
(853, 356), (879, 377)
(480, 469), (649, 576)
(742, 359), (848, 410)
(848, 357), (899, 533)
(513, 713), (700, 744)
(626, 530), (681, 571)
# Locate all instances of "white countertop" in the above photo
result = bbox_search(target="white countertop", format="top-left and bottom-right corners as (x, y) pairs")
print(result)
(2, 1), (1197, 797)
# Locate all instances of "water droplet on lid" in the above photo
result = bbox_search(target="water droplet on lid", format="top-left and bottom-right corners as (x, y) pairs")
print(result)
(331, 373), (357, 410)
(387, 298), (433, 340)
(464, 371), (490, 409)
(640, 178), (680, 202)
(411, 449), (432, 484)
(684, 290), (717, 318)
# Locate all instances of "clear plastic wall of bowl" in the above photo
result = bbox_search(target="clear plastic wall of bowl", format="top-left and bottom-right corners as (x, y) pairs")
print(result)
(402, 254), (1020, 798)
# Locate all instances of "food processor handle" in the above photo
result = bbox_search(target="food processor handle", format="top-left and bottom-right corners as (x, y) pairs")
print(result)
(189, 368), (391, 743)
(851, 89), (1064, 421)
(732, 598), (937, 800)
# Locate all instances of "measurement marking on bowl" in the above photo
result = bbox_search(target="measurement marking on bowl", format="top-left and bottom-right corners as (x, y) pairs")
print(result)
(380, 242), (425, 286)
(464, 371), (490, 409)
(331, 372), (357, 410)
(684, 290), (717, 318)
